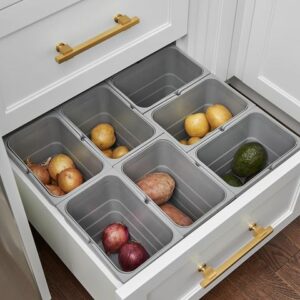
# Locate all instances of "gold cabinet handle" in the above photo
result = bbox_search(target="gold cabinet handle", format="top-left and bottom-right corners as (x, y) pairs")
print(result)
(55, 14), (140, 64)
(198, 223), (273, 288)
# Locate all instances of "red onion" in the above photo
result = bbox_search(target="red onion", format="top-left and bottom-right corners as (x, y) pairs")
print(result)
(102, 223), (129, 254)
(118, 241), (150, 272)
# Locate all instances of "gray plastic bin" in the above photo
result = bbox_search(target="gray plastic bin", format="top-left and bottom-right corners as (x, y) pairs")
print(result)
(191, 108), (299, 195)
(60, 84), (160, 165)
(58, 170), (181, 282)
(110, 46), (209, 114)
(7, 113), (105, 205)
(147, 75), (252, 152)
(115, 136), (234, 235)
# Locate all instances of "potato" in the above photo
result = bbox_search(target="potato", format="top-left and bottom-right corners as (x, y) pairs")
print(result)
(206, 104), (232, 130)
(160, 203), (193, 226)
(112, 146), (129, 159)
(136, 172), (175, 205)
(102, 148), (113, 158)
(91, 123), (116, 150)
(179, 139), (188, 145)
(187, 137), (200, 145)
(184, 113), (210, 137)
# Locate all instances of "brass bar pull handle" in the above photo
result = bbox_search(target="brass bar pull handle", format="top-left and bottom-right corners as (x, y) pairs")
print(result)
(198, 223), (273, 288)
(55, 14), (140, 64)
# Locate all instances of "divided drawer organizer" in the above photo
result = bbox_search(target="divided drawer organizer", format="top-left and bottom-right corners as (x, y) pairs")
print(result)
(6, 46), (300, 295)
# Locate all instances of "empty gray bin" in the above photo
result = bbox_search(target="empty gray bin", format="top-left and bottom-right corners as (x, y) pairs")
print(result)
(148, 75), (252, 152)
(7, 113), (105, 205)
(116, 136), (233, 235)
(58, 171), (180, 282)
(60, 84), (159, 165)
(192, 108), (299, 195)
(110, 46), (208, 113)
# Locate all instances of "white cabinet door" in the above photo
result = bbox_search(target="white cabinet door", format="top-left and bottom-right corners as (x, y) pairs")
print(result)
(230, 0), (300, 122)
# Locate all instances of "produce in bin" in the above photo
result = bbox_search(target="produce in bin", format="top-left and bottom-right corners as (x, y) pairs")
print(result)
(102, 223), (129, 254)
(222, 173), (243, 187)
(184, 113), (210, 138)
(206, 104), (233, 130)
(179, 104), (233, 146)
(112, 146), (129, 159)
(160, 203), (193, 227)
(136, 172), (175, 205)
(221, 142), (268, 187)
(91, 123), (130, 159)
(232, 142), (267, 177)
(26, 153), (84, 196)
(101, 223), (149, 272)
(118, 242), (149, 272)
(136, 171), (194, 226)
(187, 136), (200, 145)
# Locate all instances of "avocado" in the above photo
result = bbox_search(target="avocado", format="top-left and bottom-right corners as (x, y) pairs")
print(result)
(232, 142), (267, 177)
(222, 173), (243, 187)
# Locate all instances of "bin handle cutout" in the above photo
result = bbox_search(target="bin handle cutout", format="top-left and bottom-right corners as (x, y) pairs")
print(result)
(198, 223), (273, 288)
(55, 14), (140, 64)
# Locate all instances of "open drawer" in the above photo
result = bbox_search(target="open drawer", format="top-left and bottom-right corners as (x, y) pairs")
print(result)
(13, 147), (300, 300)
(4, 39), (300, 299)
(0, 0), (188, 136)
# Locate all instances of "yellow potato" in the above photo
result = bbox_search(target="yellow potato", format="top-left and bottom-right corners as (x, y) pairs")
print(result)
(206, 104), (233, 130)
(91, 123), (116, 150)
(188, 137), (200, 145)
(102, 148), (113, 158)
(184, 113), (210, 137)
(112, 146), (129, 159)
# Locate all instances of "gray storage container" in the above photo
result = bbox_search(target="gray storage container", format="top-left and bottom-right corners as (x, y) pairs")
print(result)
(147, 75), (252, 152)
(6, 112), (106, 205)
(58, 169), (181, 282)
(115, 135), (234, 236)
(109, 46), (209, 114)
(190, 107), (299, 195)
(60, 83), (161, 165)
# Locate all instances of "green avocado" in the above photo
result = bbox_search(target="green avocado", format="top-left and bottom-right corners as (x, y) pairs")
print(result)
(222, 173), (243, 187)
(232, 142), (267, 177)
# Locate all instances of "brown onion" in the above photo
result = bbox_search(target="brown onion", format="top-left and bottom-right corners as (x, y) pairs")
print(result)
(46, 185), (65, 196)
(57, 168), (83, 193)
(26, 160), (50, 185)
(48, 154), (75, 180)
(102, 223), (129, 254)
(118, 241), (149, 272)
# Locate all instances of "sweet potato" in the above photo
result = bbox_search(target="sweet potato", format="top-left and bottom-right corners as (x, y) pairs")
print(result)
(136, 172), (175, 205)
(160, 203), (193, 226)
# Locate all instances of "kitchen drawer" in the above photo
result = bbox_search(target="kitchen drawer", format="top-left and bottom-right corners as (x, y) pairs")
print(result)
(0, 0), (188, 136)
(12, 143), (300, 299)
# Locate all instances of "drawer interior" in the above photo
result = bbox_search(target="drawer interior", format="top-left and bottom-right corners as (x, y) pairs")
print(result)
(194, 109), (298, 193)
(59, 173), (178, 282)
(110, 46), (207, 113)
(6, 45), (299, 285)
(150, 76), (250, 150)
(120, 139), (232, 235)
(7, 114), (105, 204)
(60, 84), (157, 163)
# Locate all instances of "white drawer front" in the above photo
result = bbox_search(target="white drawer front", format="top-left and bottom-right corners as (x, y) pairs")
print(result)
(0, 0), (188, 135)
(116, 151), (300, 300)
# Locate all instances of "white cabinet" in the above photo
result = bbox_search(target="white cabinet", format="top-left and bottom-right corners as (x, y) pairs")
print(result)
(229, 0), (300, 122)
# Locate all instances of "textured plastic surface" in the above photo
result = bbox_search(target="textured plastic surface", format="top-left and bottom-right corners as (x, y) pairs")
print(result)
(7, 113), (105, 205)
(60, 84), (160, 165)
(58, 170), (181, 282)
(147, 75), (252, 152)
(110, 46), (209, 113)
(191, 107), (299, 195)
(115, 135), (234, 235)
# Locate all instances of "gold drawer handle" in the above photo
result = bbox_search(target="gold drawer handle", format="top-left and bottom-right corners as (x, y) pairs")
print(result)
(55, 14), (140, 64)
(198, 223), (273, 288)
